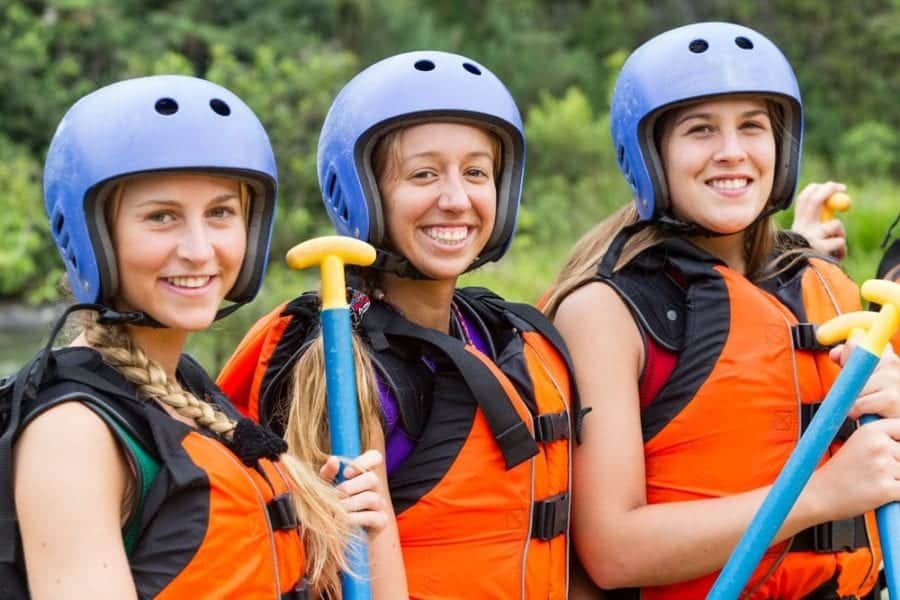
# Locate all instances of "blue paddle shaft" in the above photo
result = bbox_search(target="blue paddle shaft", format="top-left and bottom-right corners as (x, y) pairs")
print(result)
(321, 307), (371, 598)
(859, 413), (900, 597)
(322, 308), (363, 459)
(709, 348), (881, 598)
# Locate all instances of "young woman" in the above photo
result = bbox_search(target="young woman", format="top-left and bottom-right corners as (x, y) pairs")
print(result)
(543, 23), (900, 599)
(11, 75), (388, 599)
(219, 51), (579, 599)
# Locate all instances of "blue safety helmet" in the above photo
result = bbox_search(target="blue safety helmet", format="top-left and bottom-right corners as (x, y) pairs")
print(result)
(43, 75), (277, 308)
(610, 22), (803, 221)
(317, 51), (525, 275)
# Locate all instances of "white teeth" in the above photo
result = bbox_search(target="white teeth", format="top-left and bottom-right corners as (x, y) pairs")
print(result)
(423, 226), (468, 243)
(167, 276), (210, 288)
(710, 178), (749, 189)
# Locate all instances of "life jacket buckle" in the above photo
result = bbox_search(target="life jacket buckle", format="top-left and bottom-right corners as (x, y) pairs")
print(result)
(534, 411), (570, 443)
(801, 403), (857, 441)
(532, 492), (569, 540)
(812, 517), (857, 553)
(281, 576), (310, 600)
(791, 323), (828, 351)
(267, 493), (300, 531)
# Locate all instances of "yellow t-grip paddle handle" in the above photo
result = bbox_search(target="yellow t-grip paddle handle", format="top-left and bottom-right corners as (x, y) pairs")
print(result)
(821, 192), (852, 222)
(816, 279), (900, 355)
(286, 236), (376, 310)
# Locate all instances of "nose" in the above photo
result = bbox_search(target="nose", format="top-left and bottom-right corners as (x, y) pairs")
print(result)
(713, 128), (748, 163)
(436, 172), (471, 212)
(176, 219), (215, 263)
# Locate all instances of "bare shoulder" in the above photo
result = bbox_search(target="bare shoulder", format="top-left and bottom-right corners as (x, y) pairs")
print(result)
(15, 400), (130, 511)
(554, 281), (642, 353)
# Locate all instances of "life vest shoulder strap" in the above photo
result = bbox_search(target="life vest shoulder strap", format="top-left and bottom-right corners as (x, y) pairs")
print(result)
(456, 287), (586, 441)
(360, 300), (539, 470)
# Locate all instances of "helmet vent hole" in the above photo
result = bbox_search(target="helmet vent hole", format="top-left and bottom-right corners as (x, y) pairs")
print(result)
(735, 36), (754, 50)
(616, 144), (626, 167)
(340, 203), (350, 224)
(209, 98), (231, 116)
(414, 59), (435, 72)
(462, 62), (482, 75)
(52, 212), (65, 235)
(326, 171), (338, 199)
(688, 39), (709, 53)
(154, 98), (179, 115)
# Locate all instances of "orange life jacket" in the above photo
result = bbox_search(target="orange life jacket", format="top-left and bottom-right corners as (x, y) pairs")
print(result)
(218, 287), (582, 599)
(598, 241), (880, 600)
(18, 347), (309, 599)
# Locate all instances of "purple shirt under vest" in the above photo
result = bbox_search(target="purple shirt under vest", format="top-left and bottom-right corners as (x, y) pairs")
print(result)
(379, 306), (490, 474)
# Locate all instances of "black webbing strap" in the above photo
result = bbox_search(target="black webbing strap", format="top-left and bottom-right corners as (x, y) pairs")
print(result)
(534, 412), (570, 443)
(267, 493), (300, 531)
(281, 577), (311, 600)
(532, 492), (569, 540)
(0, 352), (46, 565)
(460, 289), (589, 443)
(792, 323), (829, 351)
(791, 514), (869, 553)
(801, 402), (856, 442)
(371, 306), (538, 470)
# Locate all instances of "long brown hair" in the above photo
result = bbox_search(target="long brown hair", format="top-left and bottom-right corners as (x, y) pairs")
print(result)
(543, 97), (813, 320)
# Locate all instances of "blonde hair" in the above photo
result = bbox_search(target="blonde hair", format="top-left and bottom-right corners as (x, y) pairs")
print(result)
(282, 333), (383, 468)
(84, 306), (349, 596)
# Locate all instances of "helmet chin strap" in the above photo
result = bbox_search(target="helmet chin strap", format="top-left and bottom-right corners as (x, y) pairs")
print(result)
(655, 200), (781, 238)
(92, 301), (246, 329)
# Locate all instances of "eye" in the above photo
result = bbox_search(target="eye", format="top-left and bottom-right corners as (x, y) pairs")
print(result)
(741, 118), (771, 132)
(208, 205), (238, 219)
(685, 124), (714, 136)
(410, 169), (438, 181)
(464, 167), (490, 179)
(146, 211), (176, 225)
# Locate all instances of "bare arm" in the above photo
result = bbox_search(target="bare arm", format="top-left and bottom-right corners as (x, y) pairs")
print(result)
(557, 282), (900, 589)
(14, 401), (137, 600)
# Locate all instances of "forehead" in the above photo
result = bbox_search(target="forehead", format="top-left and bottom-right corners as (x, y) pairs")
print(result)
(120, 173), (241, 201)
(670, 95), (771, 121)
(395, 122), (495, 156)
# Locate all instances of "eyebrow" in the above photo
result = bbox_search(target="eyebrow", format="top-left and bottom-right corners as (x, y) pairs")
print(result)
(675, 109), (770, 127)
(404, 150), (495, 162)
(132, 193), (239, 208)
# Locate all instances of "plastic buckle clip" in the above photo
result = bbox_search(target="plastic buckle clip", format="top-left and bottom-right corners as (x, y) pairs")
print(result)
(267, 493), (300, 531)
(532, 493), (569, 540)
(534, 412), (570, 443)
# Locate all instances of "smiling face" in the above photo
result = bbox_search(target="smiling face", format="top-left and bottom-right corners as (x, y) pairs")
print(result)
(111, 173), (247, 332)
(659, 96), (776, 235)
(376, 122), (498, 281)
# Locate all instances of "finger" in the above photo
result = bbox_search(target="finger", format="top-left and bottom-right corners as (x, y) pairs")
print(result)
(336, 470), (381, 498)
(819, 237), (847, 260)
(821, 219), (846, 238)
(342, 449), (384, 479)
(319, 455), (341, 482)
(340, 489), (385, 514)
(348, 509), (389, 532)
(829, 342), (855, 367)
(794, 183), (824, 221)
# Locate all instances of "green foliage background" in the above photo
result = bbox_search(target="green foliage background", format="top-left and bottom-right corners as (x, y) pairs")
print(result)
(2, 0), (898, 371)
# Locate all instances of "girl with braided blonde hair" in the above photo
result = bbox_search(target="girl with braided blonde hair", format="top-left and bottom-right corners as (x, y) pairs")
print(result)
(10, 75), (391, 599)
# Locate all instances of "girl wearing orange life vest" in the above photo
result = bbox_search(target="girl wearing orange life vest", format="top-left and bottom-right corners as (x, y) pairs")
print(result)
(543, 22), (900, 599)
(12, 75), (390, 599)
(218, 51), (578, 599)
